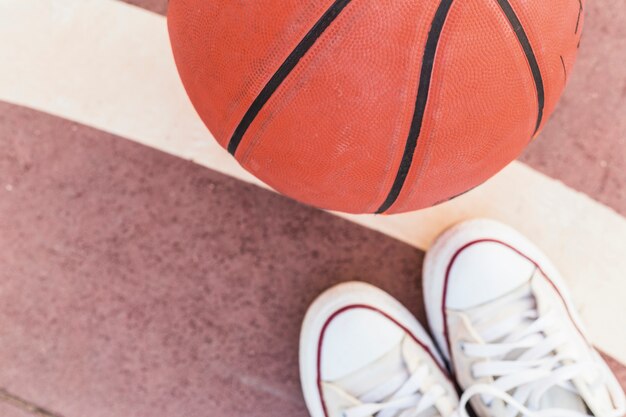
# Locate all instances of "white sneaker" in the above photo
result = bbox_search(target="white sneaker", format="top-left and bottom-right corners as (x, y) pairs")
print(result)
(300, 282), (459, 417)
(423, 219), (626, 417)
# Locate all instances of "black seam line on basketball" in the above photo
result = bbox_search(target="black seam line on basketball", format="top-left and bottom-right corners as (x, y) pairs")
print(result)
(496, 0), (545, 135)
(575, 0), (583, 34)
(226, 0), (353, 155)
(375, 0), (455, 214)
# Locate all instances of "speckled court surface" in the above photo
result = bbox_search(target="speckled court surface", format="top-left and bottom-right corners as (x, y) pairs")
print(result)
(0, 1), (624, 416)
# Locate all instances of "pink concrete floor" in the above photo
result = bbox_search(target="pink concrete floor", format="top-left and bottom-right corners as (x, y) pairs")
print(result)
(0, 402), (32, 417)
(1, 1), (625, 416)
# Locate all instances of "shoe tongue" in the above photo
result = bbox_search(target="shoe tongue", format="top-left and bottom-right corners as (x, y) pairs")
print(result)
(539, 385), (587, 413)
(334, 337), (409, 398)
(530, 272), (589, 414)
(492, 277), (589, 414)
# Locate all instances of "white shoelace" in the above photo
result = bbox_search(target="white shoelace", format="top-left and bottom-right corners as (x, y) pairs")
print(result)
(451, 291), (626, 417)
(340, 291), (625, 417)
(344, 363), (448, 417)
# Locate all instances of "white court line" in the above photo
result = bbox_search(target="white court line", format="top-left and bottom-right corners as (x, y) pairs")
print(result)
(0, 0), (624, 363)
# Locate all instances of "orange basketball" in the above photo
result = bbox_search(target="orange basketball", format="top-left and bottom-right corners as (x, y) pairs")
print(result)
(168, 0), (584, 214)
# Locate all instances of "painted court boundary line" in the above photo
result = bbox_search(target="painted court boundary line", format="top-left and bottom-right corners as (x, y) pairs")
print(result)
(0, 0), (624, 363)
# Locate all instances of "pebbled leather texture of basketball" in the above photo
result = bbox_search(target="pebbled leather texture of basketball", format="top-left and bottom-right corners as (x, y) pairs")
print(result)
(167, 0), (585, 214)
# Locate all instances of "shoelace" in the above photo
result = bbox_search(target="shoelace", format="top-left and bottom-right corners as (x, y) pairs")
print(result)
(341, 291), (626, 417)
(451, 291), (626, 417)
(343, 363), (448, 417)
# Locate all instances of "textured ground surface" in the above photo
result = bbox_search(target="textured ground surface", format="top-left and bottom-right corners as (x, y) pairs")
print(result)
(0, 1), (625, 417)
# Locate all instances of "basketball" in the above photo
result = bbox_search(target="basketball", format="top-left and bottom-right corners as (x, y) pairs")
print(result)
(167, 0), (584, 214)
